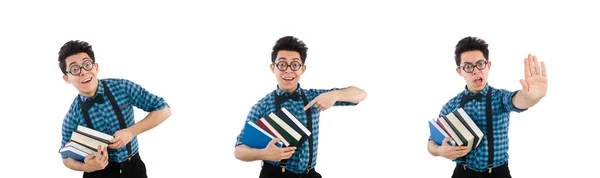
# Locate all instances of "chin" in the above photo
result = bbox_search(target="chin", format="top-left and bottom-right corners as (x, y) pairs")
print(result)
(279, 82), (297, 91)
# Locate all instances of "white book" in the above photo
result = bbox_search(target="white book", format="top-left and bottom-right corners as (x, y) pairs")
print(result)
(76, 125), (114, 143)
(445, 113), (475, 150)
(438, 117), (464, 146)
(70, 132), (109, 151)
(269, 113), (302, 141)
(281, 107), (311, 136)
(66, 141), (96, 155)
(456, 108), (484, 149)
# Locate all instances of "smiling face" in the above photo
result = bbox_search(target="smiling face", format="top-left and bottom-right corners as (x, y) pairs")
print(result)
(62, 52), (99, 98)
(456, 50), (491, 93)
(271, 50), (306, 93)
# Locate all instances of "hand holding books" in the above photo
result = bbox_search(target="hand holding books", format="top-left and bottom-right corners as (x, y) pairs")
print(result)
(428, 108), (484, 160)
(83, 146), (109, 172)
(108, 129), (134, 149)
(241, 107), (311, 162)
(435, 137), (470, 161)
(261, 138), (297, 162)
(59, 125), (114, 162)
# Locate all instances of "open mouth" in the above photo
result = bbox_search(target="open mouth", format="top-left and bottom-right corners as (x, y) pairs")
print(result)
(283, 77), (294, 82)
(473, 77), (483, 84)
(81, 77), (92, 84)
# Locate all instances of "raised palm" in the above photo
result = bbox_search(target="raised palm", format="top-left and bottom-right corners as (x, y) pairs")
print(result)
(519, 54), (548, 100)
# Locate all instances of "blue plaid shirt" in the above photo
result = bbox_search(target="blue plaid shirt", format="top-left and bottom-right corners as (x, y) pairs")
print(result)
(60, 78), (169, 163)
(437, 84), (527, 172)
(235, 84), (359, 174)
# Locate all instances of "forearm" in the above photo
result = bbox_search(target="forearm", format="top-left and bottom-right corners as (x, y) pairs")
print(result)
(512, 90), (540, 110)
(334, 86), (367, 103)
(427, 140), (440, 156)
(234, 144), (264, 162)
(63, 158), (89, 172)
(128, 106), (172, 136)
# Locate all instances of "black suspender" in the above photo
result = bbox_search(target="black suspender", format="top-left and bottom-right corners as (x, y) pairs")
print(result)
(273, 89), (314, 174)
(458, 88), (493, 173)
(80, 81), (133, 160)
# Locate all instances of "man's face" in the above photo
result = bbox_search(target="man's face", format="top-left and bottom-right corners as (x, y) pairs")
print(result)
(62, 52), (99, 97)
(456, 50), (491, 93)
(271, 50), (306, 93)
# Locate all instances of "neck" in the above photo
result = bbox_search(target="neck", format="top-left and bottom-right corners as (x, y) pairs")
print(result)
(466, 84), (486, 94)
(279, 84), (298, 93)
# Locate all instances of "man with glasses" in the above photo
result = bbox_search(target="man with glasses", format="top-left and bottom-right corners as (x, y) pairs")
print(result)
(58, 40), (171, 178)
(426, 36), (548, 178)
(234, 36), (367, 178)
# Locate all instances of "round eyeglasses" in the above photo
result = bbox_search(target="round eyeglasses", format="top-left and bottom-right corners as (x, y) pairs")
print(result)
(458, 60), (488, 73)
(68, 60), (95, 76)
(274, 61), (303, 71)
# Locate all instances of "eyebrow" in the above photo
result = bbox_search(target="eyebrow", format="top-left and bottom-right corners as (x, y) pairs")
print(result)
(277, 57), (301, 61)
(68, 57), (91, 67)
(68, 61), (77, 68)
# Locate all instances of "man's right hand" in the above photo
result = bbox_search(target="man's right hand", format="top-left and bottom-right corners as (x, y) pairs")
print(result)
(83, 146), (109, 173)
(260, 138), (297, 162)
(436, 137), (470, 160)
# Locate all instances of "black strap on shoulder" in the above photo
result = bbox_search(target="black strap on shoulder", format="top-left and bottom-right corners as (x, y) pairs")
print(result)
(299, 89), (314, 172)
(485, 88), (493, 171)
(458, 89), (493, 171)
(273, 90), (313, 173)
(80, 81), (132, 159)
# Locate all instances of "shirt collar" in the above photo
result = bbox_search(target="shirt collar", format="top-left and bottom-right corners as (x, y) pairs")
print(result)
(275, 83), (303, 96)
(462, 83), (490, 96)
(78, 79), (105, 102)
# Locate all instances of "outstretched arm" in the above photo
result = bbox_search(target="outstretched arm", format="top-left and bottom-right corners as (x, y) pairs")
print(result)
(304, 86), (367, 111)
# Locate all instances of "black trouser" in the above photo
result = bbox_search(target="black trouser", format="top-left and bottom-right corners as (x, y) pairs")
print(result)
(83, 153), (147, 178)
(259, 162), (321, 178)
(451, 162), (511, 178)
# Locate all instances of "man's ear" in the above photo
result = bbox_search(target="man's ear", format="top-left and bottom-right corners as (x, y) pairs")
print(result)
(270, 63), (275, 73)
(487, 61), (492, 70)
(95, 63), (99, 73)
(301, 65), (306, 73)
(63, 74), (70, 83)
(456, 67), (462, 76)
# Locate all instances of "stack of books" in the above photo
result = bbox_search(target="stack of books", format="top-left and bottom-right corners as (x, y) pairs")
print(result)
(429, 108), (484, 151)
(59, 125), (114, 161)
(242, 107), (312, 148)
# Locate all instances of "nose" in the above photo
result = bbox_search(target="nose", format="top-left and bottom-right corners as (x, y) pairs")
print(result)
(472, 67), (482, 74)
(284, 66), (294, 73)
(79, 68), (89, 77)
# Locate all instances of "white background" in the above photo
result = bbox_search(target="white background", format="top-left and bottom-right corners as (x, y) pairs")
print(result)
(1, 0), (598, 177)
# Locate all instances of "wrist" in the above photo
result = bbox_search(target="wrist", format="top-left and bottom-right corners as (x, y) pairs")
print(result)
(82, 163), (93, 173)
(257, 148), (267, 160)
(125, 127), (139, 137)
(333, 90), (343, 101)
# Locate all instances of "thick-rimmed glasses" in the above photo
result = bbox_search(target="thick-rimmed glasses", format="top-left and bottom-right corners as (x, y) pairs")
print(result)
(458, 60), (488, 73)
(274, 61), (303, 71)
(68, 60), (95, 76)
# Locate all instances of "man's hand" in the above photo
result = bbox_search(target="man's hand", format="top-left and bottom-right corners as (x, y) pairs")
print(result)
(260, 138), (297, 162)
(83, 146), (109, 173)
(436, 137), (470, 160)
(304, 91), (340, 111)
(519, 53), (548, 101)
(513, 53), (548, 109)
(109, 129), (134, 149)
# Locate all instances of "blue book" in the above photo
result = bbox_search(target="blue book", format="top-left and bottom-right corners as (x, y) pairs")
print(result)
(242, 121), (283, 148)
(59, 145), (88, 162)
(429, 119), (456, 146)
